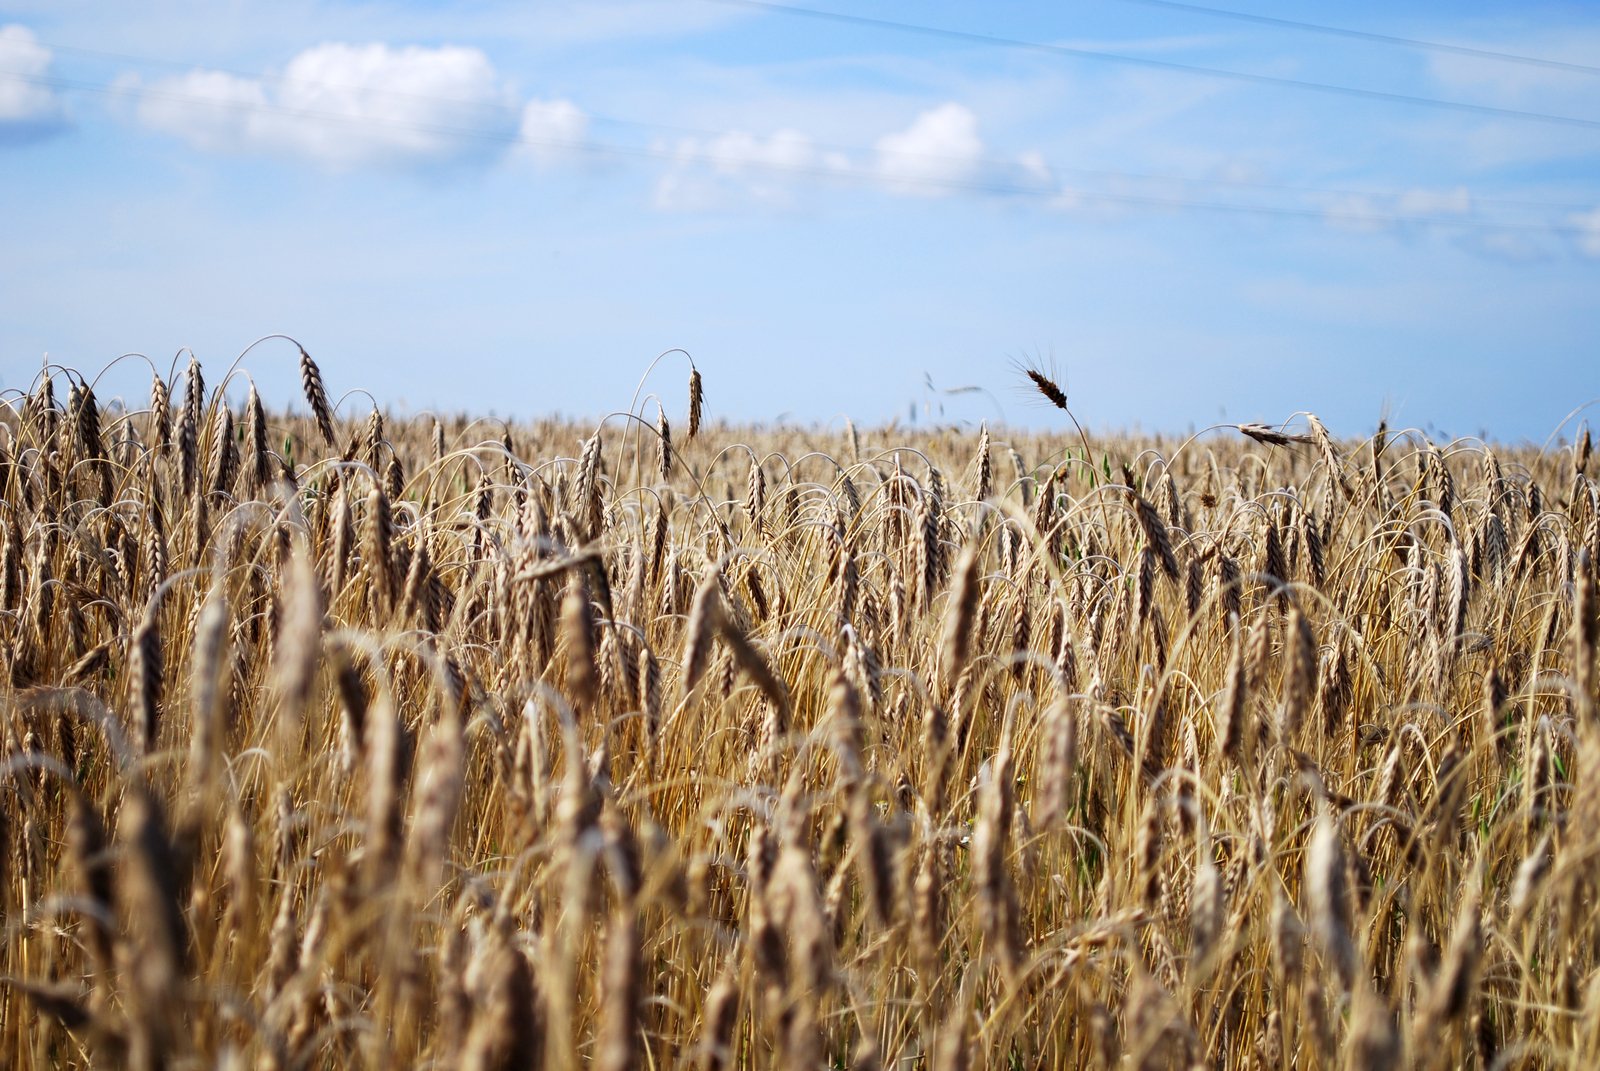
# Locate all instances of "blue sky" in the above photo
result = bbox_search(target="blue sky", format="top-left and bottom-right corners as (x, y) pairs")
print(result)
(2, 1), (1598, 442)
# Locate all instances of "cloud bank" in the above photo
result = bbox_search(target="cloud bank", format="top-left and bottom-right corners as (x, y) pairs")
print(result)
(136, 42), (533, 169)
(7, 18), (1580, 261)
(655, 103), (1055, 210)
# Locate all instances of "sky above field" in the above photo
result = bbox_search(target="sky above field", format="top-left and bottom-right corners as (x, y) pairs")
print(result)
(2, 1), (1598, 443)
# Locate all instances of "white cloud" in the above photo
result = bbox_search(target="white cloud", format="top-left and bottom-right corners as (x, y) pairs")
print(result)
(1324, 195), (1389, 234)
(706, 128), (820, 174)
(652, 103), (1057, 211)
(136, 70), (269, 153)
(653, 128), (850, 211)
(1315, 186), (1580, 263)
(875, 103), (984, 193)
(0, 25), (66, 133)
(1571, 207), (1600, 258)
(519, 98), (588, 162)
(137, 42), (518, 168)
(1460, 229), (1552, 264)
(1015, 149), (1054, 188)
(1326, 187), (1476, 235)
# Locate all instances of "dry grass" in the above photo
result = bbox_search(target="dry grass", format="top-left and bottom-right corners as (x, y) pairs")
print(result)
(1, 347), (1598, 1069)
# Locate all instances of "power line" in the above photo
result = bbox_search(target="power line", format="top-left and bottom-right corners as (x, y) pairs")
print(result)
(582, 114), (1595, 214)
(3, 67), (1590, 242)
(14, 32), (1600, 212)
(1105, 0), (1600, 76)
(699, 0), (1600, 131)
(8, 37), (1597, 213)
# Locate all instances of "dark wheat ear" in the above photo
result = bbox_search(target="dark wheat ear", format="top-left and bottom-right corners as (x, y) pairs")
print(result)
(1025, 368), (1068, 410)
(1237, 423), (1309, 447)
(687, 367), (704, 440)
(656, 402), (672, 481)
(299, 346), (337, 447)
(245, 384), (270, 491)
(149, 373), (172, 450)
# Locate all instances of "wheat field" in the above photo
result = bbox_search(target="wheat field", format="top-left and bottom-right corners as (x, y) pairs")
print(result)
(1, 345), (1597, 1070)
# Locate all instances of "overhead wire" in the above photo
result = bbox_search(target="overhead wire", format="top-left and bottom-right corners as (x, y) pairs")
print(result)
(1, 38), (1595, 215)
(10, 28), (1599, 212)
(1101, 0), (1600, 77)
(1, 66), (1590, 241)
(697, 0), (1600, 131)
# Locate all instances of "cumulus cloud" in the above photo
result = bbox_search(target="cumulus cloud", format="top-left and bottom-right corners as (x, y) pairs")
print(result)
(654, 102), (1057, 211)
(136, 42), (519, 168)
(519, 98), (588, 161)
(0, 25), (67, 140)
(705, 128), (824, 174)
(873, 103), (1054, 196)
(874, 103), (985, 193)
(654, 127), (851, 211)
(135, 70), (268, 152)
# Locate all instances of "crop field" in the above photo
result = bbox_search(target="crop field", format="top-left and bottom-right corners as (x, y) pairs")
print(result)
(1, 347), (1597, 1069)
